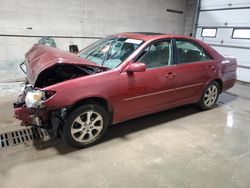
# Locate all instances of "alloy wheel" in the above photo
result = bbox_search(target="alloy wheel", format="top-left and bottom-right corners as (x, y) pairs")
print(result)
(203, 85), (218, 107)
(70, 111), (103, 143)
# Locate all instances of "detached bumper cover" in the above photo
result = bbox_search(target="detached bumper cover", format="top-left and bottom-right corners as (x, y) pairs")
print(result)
(14, 107), (34, 126)
(13, 95), (47, 126)
(13, 94), (33, 125)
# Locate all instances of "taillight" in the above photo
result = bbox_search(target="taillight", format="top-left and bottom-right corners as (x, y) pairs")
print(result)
(221, 60), (230, 64)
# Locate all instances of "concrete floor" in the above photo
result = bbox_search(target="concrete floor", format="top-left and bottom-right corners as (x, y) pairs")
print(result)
(0, 82), (250, 188)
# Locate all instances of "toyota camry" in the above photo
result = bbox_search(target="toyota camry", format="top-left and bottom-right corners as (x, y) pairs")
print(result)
(13, 32), (237, 148)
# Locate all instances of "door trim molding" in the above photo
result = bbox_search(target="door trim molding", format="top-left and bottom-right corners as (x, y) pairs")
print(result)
(123, 88), (175, 101)
(123, 83), (203, 101)
(175, 82), (203, 91)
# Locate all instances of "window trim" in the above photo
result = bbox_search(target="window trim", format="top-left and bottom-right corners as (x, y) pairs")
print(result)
(231, 28), (250, 40)
(201, 28), (217, 38)
(174, 38), (213, 65)
(133, 38), (175, 69)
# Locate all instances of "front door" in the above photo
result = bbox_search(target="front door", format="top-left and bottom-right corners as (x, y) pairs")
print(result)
(118, 39), (177, 120)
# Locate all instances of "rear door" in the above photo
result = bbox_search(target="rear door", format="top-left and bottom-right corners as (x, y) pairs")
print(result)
(173, 39), (217, 103)
(118, 39), (177, 120)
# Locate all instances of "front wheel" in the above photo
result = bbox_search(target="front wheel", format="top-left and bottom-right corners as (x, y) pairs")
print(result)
(63, 104), (109, 148)
(199, 81), (220, 110)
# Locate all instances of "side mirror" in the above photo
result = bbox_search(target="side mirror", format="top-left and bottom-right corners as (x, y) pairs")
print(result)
(126, 62), (146, 73)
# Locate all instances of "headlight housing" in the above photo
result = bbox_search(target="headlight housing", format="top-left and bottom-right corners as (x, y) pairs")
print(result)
(25, 90), (45, 108)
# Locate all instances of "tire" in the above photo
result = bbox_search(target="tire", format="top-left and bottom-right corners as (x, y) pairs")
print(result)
(63, 104), (109, 148)
(199, 81), (220, 110)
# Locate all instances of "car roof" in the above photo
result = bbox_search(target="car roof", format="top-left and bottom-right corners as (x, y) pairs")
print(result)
(110, 32), (224, 61)
(111, 32), (189, 41)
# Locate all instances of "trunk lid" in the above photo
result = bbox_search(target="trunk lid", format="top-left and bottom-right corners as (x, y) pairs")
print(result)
(25, 44), (104, 85)
(222, 56), (237, 73)
(221, 56), (237, 82)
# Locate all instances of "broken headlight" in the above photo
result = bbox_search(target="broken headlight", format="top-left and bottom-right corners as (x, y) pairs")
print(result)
(25, 90), (45, 108)
(25, 89), (56, 108)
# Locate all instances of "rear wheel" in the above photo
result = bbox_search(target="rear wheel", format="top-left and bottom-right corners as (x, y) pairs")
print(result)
(63, 104), (109, 148)
(199, 81), (220, 110)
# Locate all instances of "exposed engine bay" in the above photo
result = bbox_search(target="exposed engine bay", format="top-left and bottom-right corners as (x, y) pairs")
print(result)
(35, 64), (103, 88)
(14, 61), (106, 132)
(13, 43), (115, 140)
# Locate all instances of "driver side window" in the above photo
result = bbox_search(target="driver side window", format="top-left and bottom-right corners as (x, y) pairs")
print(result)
(137, 40), (172, 68)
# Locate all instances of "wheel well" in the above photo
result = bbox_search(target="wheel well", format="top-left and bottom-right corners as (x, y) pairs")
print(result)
(213, 79), (223, 93)
(68, 97), (113, 124)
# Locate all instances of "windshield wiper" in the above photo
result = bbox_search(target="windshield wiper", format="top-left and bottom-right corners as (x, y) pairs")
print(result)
(75, 65), (109, 74)
(74, 65), (95, 74)
(84, 50), (97, 60)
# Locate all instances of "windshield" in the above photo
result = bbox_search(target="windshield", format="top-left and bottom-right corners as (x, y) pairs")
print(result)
(79, 37), (144, 69)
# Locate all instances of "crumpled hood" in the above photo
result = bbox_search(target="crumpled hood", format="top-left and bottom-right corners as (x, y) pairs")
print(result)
(25, 44), (104, 85)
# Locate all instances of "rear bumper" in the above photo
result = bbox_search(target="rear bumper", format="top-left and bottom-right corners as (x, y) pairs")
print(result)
(223, 78), (237, 91)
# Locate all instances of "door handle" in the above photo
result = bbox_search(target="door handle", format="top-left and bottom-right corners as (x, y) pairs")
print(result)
(207, 65), (216, 71)
(165, 72), (176, 79)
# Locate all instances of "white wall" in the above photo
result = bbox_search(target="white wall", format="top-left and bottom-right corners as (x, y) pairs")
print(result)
(0, 0), (191, 83)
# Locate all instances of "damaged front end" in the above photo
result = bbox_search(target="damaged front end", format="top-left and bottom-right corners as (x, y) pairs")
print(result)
(13, 84), (55, 127)
(13, 44), (107, 133)
(13, 63), (95, 128)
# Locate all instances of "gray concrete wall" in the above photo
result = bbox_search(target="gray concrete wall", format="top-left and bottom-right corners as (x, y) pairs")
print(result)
(184, 0), (198, 36)
(0, 0), (193, 83)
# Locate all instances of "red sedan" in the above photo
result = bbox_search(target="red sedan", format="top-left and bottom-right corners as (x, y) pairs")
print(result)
(14, 32), (237, 148)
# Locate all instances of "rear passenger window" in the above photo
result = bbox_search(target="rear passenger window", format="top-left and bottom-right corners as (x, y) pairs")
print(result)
(138, 40), (172, 68)
(176, 40), (211, 64)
